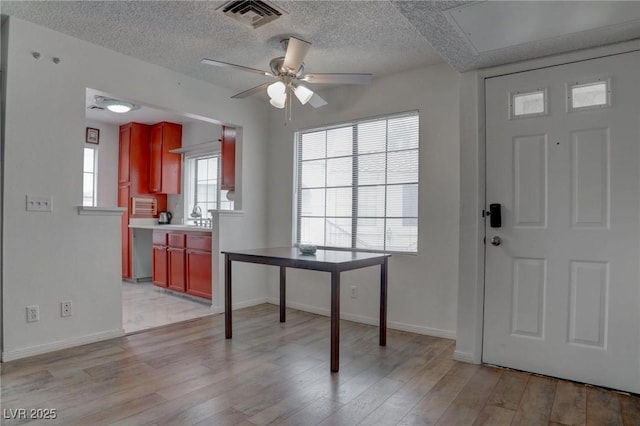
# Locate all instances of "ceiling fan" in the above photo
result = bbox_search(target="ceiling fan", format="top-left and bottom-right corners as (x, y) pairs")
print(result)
(201, 36), (372, 110)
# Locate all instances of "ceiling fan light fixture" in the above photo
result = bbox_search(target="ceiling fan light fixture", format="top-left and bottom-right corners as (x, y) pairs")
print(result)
(267, 81), (286, 99)
(270, 93), (286, 109)
(294, 84), (314, 105)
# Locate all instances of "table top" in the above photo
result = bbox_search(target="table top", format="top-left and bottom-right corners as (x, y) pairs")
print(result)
(222, 247), (390, 266)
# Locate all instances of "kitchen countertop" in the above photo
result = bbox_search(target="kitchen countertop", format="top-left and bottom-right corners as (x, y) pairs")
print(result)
(128, 223), (213, 233)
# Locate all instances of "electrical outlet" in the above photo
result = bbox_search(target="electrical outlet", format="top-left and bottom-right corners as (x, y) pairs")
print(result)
(26, 305), (40, 322)
(350, 285), (358, 299)
(61, 300), (72, 317)
(26, 195), (53, 212)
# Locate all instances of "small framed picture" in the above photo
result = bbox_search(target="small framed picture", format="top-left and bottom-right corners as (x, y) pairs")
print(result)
(86, 127), (100, 144)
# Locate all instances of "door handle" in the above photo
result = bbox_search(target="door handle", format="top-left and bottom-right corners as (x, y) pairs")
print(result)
(490, 236), (502, 246)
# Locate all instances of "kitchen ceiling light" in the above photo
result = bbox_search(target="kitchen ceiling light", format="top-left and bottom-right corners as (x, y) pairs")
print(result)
(94, 96), (140, 114)
(294, 84), (314, 105)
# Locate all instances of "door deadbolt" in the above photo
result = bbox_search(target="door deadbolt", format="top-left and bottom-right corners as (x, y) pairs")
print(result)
(490, 236), (502, 246)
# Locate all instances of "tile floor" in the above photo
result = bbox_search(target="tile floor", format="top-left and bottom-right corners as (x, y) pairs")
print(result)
(121, 281), (213, 333)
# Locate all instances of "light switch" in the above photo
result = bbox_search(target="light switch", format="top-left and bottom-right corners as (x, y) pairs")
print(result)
(26, 195), (53, 212)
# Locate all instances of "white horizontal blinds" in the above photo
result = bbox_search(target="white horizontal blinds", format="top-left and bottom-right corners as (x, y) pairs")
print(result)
(296, 111), (419, 253)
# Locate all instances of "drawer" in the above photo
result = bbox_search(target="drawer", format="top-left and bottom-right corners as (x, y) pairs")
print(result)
(186, 233), (212, 251)
(152, 230), (167, 245)
(168, 233), (186, 248)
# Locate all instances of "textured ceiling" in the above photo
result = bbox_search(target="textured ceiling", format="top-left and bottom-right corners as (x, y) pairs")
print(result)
(4, 1), (640, 98)
(1, 0), (444, 96)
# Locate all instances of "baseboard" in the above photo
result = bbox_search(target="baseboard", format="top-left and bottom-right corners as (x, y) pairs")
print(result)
(1, 328), (126, 362)
(453, 349), (480, 364)
(233, 297), (269, 311)
(266, 298), (456, 340)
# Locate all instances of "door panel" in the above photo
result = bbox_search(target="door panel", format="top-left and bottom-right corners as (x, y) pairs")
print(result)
(484, 51), (640, 393)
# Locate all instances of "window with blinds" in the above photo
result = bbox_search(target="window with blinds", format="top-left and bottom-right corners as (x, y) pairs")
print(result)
(294, 111), (419, 253)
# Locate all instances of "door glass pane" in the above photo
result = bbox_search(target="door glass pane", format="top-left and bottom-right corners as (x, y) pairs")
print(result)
(512, 90), (546, 117)
(571, 81), (609, 109)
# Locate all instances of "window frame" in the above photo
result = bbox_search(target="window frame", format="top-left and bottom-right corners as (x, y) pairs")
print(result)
(293, 110), (420, 254)
(184, 152), (234, 220)
(82, 145), (98, 207)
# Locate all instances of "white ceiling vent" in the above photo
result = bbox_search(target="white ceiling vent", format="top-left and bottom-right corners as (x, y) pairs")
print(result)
(218, 0), (286, 29)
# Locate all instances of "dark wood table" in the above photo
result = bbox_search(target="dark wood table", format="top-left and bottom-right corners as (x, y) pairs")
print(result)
(222, 247), (390, 372)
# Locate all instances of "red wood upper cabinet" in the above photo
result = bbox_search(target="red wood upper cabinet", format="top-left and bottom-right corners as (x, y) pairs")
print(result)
(221, 125), (236, 191)
(118, 126), (131, 184)
(150, 122), (182, 194)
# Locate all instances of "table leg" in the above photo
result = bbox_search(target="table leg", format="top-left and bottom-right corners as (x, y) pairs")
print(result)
(225, 254), (232, 339)
(331, 270), (340, 372)
(280, 266), (286, 322)
(380, 257), (388, 346)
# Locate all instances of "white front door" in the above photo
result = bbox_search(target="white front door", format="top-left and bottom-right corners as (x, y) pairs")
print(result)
(483, 51), (640, 393)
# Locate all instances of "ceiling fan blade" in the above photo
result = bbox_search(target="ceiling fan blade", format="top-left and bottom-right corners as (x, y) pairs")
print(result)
(230, 82), (271, 99)
(302, 73), (372, 85)
(201, 58), (272, 77)
(283, 37), (312, 72)
(307, 93), (328, 108)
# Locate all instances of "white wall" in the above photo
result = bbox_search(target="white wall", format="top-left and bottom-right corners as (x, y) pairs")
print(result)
(266, 63), (460, 337)
(1, 17), (270, 360)
(84, 120), (119, 207)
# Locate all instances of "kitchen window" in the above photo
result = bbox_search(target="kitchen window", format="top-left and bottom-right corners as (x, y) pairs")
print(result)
(184, 154), (233, 221)
(294, 111), (419, 253)
(82, 146), (97, 206)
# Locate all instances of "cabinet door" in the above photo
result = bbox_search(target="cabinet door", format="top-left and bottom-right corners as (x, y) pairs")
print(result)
(119, 125), (131, 184)
(150, 122), (182, 194)
(118, 184), (131, 279)
(150, 124), (163, 193)
(152, 245), (168, 287)
(168, 247), (186, 292)
(221, 125), (236, 191)
(186, 249), (212, 299)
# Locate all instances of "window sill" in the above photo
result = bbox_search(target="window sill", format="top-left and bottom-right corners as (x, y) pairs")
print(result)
(77, 206), (126, 216)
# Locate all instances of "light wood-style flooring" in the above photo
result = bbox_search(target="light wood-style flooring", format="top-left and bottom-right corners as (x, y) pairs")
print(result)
(2, 304), (639, 425)
(122, 281), (213, 334)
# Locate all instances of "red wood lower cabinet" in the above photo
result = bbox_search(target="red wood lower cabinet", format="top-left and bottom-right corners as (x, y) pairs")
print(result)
(152, 230), (211, 299)
(152, 245), (168, 287)
(167, 232), (186, 292)
(186, 249), (212, 299)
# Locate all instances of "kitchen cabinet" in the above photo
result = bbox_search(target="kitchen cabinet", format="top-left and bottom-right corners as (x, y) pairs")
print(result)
(150, 122), (182, 194)
(151, 230), (211, 299)
(119, 122), (169, 279)
(118, 126), (131, 184)
(152, 231), (168, 288)
(186, 234), (212, 299)
(221, 125), (236, 191)
(167, 233), (186, 292)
